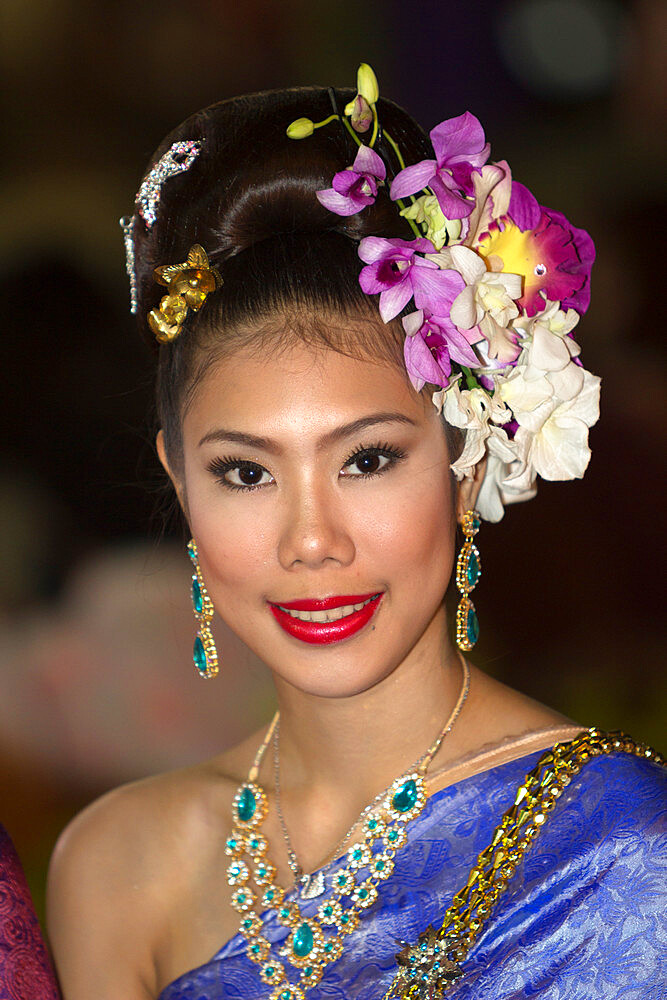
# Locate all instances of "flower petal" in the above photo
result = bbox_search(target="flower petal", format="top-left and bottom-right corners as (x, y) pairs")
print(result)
(508, 181), (541, 232)
(390, 161), (437, 200)
(316, 187), (366, 216)
(353, 144), (386, 180)
(379, 280), (414, 322)
(430, 112), (487, 165)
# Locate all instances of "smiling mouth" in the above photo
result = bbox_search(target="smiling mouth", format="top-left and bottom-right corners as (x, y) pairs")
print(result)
(274, 595), (377, 623)
(268, 593), (383, 644)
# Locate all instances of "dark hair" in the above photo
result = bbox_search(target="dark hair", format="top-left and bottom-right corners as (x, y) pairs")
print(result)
(131, 87), (447, 471)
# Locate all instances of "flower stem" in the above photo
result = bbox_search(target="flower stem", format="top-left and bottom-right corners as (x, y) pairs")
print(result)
(340, 116), (363, 148)
(370, 106), (379, 147)
(383, 130), (407, 171)
(313, 114), (340, 130)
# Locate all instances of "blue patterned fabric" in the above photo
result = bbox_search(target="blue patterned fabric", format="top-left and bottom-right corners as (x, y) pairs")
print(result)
(158, 748), (666, 999)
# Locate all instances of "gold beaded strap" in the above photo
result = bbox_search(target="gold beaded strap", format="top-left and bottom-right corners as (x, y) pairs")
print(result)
(384, 728), (664, 1000)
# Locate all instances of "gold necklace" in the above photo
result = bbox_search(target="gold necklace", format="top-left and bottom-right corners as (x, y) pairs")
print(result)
(225, 659), (470, 999)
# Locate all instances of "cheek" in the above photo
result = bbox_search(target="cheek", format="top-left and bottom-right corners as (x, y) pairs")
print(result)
(349, 469), (456, 586)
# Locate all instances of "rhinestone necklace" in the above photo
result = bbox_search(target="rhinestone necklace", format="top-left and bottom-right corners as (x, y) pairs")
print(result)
(273, 658), (470, 899)
(225, 659), (470, 999)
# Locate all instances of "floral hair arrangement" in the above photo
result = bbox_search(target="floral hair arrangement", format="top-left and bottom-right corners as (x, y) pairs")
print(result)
(288, 64), (600, 522)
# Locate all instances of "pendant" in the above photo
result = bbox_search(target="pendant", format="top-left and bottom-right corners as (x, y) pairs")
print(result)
(299, 870), (326, 899)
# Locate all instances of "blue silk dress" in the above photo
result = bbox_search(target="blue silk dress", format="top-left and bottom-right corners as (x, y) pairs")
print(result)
(158, 747), (666, 1000)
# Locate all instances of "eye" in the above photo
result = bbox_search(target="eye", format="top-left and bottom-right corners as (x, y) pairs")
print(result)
(340, 443), (405, 478)
(207, 457), (274, 491)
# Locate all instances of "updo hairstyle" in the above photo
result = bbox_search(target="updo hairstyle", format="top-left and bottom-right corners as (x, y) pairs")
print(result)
(131, 87), (439, 472)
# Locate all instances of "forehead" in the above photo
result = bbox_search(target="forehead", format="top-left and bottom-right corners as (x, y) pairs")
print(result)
(182, 338), (434, 442)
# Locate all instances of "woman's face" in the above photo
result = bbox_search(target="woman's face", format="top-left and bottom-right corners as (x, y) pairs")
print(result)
(162, 329), (466, 699)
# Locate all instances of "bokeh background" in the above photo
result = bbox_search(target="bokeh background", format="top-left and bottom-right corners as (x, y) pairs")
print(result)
(1, 0), (665, 925)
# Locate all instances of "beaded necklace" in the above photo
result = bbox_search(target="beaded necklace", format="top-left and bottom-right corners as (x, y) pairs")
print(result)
(225, 659), (469, 999)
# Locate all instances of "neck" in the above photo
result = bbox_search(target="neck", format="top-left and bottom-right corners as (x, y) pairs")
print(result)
(268, 611), (468, 803)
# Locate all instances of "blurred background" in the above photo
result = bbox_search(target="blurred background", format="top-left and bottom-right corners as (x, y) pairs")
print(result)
(1, 0), (665, 924)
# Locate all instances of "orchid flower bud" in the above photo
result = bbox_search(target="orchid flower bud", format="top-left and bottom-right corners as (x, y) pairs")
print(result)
(286, 117), (315, 139)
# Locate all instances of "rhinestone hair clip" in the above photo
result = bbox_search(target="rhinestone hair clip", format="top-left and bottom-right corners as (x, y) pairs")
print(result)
(119, 139), (202, 314)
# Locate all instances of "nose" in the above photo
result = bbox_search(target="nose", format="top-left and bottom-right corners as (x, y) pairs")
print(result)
(277, 483), (355, 571)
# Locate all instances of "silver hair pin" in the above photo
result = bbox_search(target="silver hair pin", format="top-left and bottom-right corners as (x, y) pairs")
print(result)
(119, 215), (138, 314)
(120, 139), (202, 315)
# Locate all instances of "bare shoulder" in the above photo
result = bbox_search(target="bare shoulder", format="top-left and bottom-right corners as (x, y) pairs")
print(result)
(47, 729), (265, 1000)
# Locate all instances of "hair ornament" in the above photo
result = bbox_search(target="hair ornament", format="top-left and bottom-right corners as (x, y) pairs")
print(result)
(137, 140), (202, 228)
(289, 63), (600, 523)
(119, 140), (203, 315)
(148, 244), (222, 344)
(119, 215), (138, 314)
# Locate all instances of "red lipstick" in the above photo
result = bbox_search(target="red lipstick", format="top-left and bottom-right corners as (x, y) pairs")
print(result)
(269, 593), (382, 645)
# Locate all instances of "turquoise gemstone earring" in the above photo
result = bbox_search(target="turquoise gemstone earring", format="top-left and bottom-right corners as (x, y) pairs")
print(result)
(187, 539), (219, 678)
(455, 510), (481, 651)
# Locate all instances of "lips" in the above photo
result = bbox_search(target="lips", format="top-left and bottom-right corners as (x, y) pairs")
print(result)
(269, 592), (383, 645)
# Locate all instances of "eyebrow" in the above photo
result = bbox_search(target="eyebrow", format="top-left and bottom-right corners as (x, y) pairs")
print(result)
(198, 412), (418, 452)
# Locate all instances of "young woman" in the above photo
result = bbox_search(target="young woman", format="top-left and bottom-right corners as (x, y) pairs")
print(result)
(47, 67), (665, 1000)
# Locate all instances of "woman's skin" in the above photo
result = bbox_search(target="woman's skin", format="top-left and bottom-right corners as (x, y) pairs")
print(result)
(47, 317), (576, 999)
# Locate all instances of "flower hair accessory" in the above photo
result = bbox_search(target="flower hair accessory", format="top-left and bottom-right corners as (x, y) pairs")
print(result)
(287, 63), (600, 522)
(148, 244), (222, 344)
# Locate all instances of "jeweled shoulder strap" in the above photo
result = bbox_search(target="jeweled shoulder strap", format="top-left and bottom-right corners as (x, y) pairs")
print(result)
(384, 727), (664, 999)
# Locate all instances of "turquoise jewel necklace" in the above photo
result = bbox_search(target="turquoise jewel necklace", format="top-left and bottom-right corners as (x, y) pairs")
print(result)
(225, 658), (470, 1000)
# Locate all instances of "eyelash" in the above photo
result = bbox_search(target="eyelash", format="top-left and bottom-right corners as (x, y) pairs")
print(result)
(206, 441), (406, 492)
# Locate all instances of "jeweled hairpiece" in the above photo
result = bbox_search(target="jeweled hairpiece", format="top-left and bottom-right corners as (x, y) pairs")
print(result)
(120, 140), (202, 314)
(137, 140), (202, 228)
(287, 63), (600, 524)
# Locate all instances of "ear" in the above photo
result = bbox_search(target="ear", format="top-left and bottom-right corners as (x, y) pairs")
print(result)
(455, 457), (487, 523)
(156, 430), (189, 517)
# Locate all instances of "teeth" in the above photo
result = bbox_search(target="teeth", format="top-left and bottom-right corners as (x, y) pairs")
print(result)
(278, 596), (376, 623)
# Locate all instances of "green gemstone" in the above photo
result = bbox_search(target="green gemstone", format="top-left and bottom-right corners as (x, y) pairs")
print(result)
(358, 888), (368, 899)
(387, 830), (398, 842)
(352, 848), (363, 861)
(375, 859), (385, 871)
(250, 944), (260, 955)
(237, 786), (257, 823)
(466, 606), (480, 645)
(264, 966), (275, 977)
(280, 907), (291, 920)
(292, 922), (314, 958)
(191, 575), (203, 613)
(341, 915), (350, 925)
(242, 918), (253, 930)
(324, 942), (334, 952)
(237, 892), (246, 904)
(392, 778), (418, 813)
(466, 549), (480, 588)
(304, 966), (313, 977)
(265, 889), (275, 902)
(367, 818), (378, 830)
(193, 634), (208, 675)
(323, 905), (333, 917)
(472, 514), (481, 531)
(280, 992), (291, 1000)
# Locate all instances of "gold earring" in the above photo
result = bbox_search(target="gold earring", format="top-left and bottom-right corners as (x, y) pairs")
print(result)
(187, 538), (219, 678)
(455, 510), (481, 651)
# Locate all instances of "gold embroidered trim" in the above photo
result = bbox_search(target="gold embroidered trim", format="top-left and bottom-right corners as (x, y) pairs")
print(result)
(384, 727), (664, 999)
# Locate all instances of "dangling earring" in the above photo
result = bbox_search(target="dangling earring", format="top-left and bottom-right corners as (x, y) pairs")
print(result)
(187, 538), (219, 678)
(455, 510), (481, 651)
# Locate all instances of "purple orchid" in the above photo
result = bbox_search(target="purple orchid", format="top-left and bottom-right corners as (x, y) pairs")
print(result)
(316, 145), (386, 217)
(358, 236), (469, 323)
(390, 112), (490, 220)
(403, 309), (480, 391)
